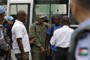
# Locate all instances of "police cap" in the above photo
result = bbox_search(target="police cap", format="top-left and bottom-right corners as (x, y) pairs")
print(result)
(0, 6), (6, 14)
(4, 16), (14, 21)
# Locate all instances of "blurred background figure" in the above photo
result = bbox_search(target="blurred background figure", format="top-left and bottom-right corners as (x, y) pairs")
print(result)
(47, 14), (62, 60)
(69, 0), (90, 60)
(0, 6), (11, 60)
(48, 14), (62, 36)
(4, 16), (15, 48)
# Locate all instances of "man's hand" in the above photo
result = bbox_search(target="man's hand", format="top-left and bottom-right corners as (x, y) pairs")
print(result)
(40, 47), (46, 55)
(17, 38), (27, 60)
(22, 52), (27, 60)
(47, 48), (51, 56)
(30, 37), (37, 44)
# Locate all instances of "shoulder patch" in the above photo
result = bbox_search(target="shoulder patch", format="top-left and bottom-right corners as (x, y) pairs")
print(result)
(79, 47), (88, 56)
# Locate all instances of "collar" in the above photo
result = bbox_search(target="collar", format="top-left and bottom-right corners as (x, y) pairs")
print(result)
(54, 24), (61, 26)
(16, 20), (24, 25)
(62, 25), (69, 28)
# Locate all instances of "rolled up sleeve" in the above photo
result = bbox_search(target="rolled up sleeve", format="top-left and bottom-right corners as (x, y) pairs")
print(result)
(14, 26), (23, 39)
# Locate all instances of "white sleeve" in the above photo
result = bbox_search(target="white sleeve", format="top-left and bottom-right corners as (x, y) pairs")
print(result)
(14, 26), (23, 39)
(50, 32), (56, 45)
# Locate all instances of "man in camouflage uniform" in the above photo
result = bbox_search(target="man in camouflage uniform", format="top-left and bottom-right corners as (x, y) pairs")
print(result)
(29, 16), (48, 60)
(0, 6), (10, 60)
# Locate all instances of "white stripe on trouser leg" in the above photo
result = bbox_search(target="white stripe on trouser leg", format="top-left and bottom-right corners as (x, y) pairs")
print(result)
(29, 52), (32, 60)
(11, 50), (17, 60)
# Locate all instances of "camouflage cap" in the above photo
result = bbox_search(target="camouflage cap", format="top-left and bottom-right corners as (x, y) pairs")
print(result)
(39, 15), (46, 19)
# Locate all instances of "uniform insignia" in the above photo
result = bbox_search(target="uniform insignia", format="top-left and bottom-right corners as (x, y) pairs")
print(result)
(79, 48), (88, 56)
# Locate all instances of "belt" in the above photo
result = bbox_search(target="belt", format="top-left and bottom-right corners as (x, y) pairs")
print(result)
(57, 47), (69, 50)
(15, 52), (29, 55)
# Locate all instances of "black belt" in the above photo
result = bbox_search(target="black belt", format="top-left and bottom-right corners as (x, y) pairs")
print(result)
(15, 52), (29, 55)
(57, 47), (69, 50)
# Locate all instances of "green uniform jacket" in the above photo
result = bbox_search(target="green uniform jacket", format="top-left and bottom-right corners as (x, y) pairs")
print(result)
(29, 23), (48, 51)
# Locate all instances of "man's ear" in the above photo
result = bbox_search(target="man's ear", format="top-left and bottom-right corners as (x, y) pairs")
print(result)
(72, 2), (81, 18)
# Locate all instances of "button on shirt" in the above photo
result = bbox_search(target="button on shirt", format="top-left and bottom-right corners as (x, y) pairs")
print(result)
(12, 20), (31, 53)
(50, 25), (74, 48)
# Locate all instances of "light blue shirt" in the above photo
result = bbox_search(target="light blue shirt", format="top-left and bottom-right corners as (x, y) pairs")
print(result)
(75, 19), (90, 60)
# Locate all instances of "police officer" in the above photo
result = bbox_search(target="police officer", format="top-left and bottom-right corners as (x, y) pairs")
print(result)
(0, 6), (10, 60)
(4, 16), (15, 48)
(69, 0), (90, 60)
(29, 15), (48, 60)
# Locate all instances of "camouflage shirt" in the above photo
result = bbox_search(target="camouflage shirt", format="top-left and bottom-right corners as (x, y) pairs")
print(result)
(29, 23), (48, 48)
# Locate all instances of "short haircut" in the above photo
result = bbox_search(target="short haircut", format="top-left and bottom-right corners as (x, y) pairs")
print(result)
(51, 14), (62, 20)
(76, 0), (90, 10)
(16, 10), (26, 19)
(61, 16), (70, 26)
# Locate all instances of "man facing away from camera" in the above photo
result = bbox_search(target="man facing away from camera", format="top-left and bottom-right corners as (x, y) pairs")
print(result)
(50, 16), (74, 60)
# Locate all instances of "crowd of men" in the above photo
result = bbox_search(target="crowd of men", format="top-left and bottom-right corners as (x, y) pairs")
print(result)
(0, 5), (73, 60)
(0, 0), (90, 60)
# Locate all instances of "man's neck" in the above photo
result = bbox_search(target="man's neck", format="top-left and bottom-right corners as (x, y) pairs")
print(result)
(78, 13), (90, 23)
(79, 16), (90, 23)
(17, 19), (24, 23)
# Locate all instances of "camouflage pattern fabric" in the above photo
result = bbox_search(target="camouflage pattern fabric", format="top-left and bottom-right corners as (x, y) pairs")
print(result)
(29, 23), (48, 60)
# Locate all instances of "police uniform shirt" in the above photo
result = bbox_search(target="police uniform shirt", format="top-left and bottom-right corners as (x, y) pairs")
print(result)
(12, 20), (31, 53)
(50, 25), (74, 48)
(75, 19), (90, 60)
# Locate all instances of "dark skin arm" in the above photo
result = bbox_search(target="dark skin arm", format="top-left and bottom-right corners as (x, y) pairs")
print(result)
(17, 38), (25, 53)
(29, 37), (36, 44)
(17, 38), (27, 60)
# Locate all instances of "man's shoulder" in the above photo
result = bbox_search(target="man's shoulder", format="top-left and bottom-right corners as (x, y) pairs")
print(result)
(68, 27), (74, 32)
(12, 23), (24, 31)
(63, 26), (74, 32)
(14, 20), (23, 26)
(30, 23), (37, 28)
(55, 26), (63, 31)
(54, 28), (61, 34)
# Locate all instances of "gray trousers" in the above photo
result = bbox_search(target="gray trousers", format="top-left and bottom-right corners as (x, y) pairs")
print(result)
(15, 52), (29, 60)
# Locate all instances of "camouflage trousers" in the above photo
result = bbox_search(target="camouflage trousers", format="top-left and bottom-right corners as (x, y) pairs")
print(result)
(32, 51), (45, 60)
(31, 47), (45, 60)
(0, 55), (12, 60)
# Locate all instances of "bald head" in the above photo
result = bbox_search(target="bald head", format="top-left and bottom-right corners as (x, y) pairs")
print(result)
(61, 16), (70, 26)
(16, 10), (26, 22)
